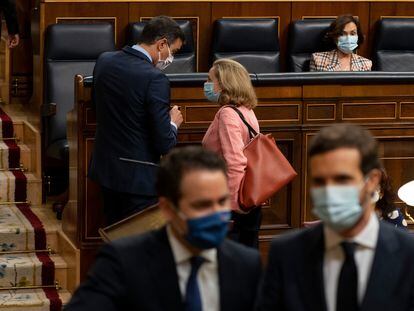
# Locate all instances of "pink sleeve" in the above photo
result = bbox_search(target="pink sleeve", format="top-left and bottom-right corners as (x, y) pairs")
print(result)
(218, 108), (248, 211)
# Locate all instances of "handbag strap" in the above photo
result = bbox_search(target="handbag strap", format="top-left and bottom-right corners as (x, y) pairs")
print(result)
(228, 106), (258, 139)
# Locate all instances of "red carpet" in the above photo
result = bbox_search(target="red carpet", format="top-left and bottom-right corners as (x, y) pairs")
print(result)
(0, 107), (14, 138)
(0, 108), (62, 310)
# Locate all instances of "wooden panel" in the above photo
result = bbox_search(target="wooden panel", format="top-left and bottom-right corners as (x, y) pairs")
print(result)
(43, 3), (129, 48)
(260, 132), (302, 234)
(211, 2), (292, 71)
(302, 132), (316, 223)
(305, 84), (414, 99)
(342, 102), (397, 121)
(85, 138), (105, 241)
(184, 104), (219, 124)
(305, 102), (337, 122)
(256, 86), (302, 99)
(370, 2), (414, 28)
(303, 85), (341, 98)
(256, 103), (301, 124)
(129, 2), (212, 71)
(400, 102), (414, 119)
(292, 2), (371, 57)
(171, 87), (205, 100)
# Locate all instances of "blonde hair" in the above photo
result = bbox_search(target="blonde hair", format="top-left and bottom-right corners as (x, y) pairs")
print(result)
(213, 59), (258, 109)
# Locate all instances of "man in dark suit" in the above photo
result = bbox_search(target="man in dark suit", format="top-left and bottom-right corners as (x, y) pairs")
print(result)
(258, 124), (414, 311)
(65, 146), (262, 311)
(89, 16), (185, 225)
(0, 0), (19, 48)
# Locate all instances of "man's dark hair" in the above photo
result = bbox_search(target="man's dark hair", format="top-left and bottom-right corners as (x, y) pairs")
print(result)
(309, 124), (381, 175)
(156, 146), (227, 207)
(139, 16), (185, 46)
(325, 14), (365, 45)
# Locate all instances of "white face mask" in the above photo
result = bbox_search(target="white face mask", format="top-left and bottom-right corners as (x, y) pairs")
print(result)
(156, 45), (174, 70)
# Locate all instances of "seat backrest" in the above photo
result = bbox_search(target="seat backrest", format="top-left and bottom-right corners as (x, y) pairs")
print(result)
(373, 18), (414, 71)
(287, 19), (335, 72)
(211, 18), (280, 73)
(128, 20), (196, 73)
(44, 23), (115, 152)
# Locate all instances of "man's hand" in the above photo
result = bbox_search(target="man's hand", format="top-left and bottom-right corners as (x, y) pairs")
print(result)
(170, 105), (183, 128)
(8, 34), (19, 49)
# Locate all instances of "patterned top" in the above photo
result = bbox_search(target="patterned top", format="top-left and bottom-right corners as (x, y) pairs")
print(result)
(310, 50), (372, 72)
(382, 208), (408, 229)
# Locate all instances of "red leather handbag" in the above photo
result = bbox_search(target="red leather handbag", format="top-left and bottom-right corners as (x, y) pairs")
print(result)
(230, 107), (297, 212)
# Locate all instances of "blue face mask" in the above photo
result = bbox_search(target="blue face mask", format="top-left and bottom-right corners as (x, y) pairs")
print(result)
(204, 82), (221, 102)
(337, 35), (358, 54)
(184, 210), (231, 249)
(311, 184), (363, 231)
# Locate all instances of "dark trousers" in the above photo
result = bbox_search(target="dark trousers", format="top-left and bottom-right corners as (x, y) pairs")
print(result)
(101, 186), (158, 226)
(229, 207), (262, 248)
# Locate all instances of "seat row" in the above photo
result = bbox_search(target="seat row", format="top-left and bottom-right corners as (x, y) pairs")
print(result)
(128, 17), (414, 73)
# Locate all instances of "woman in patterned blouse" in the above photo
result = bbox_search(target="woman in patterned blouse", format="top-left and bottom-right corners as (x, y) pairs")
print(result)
(310, 14), (372, 72)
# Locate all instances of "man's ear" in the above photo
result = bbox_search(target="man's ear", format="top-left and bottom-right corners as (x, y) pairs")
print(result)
(367, 168), (382, 193)
(159, 197), (175, 221)
(156, 38), (167, 51)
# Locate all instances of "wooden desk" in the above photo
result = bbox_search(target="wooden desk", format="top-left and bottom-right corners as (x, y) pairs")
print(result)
(64, 72), (414, 280)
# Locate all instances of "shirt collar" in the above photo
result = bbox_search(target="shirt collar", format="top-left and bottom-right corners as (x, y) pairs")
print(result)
(166, 225), (217, 265)
(132, 44), (152, 62)
(324, 212), (379, 250)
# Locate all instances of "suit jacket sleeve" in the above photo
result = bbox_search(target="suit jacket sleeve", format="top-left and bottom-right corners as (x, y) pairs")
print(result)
(256, 242), (284, 310)
(217, 108), (248, 211)
(64, 244), (127, 311)
(146, 73), (177, 155)
(1, 0), (19, 35)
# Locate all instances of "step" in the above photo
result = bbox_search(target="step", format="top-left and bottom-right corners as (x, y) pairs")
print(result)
(0, 142), (32, 171)
(0, 288), (71, 309)
(53, 254), (68, 290)
(19, 143), (32, 172)
(27, 173), (42, 206)
(0, 253), (67, 288)
(30, 206), (60, 253)
(61, 289), (72, 307)
(0, 204), (56, 253)
(0, 172), (41, 206)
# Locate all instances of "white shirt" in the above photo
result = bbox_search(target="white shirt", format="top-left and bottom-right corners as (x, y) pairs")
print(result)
(166, 226), (220, 311)
(323, 212), (379, 311)
(131, 44), (177, 131)
(132, 44), (152, 62)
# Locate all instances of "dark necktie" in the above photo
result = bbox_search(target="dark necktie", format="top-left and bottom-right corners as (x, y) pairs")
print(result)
(337, 241), (359, 311)
(185, 256), (205, 311)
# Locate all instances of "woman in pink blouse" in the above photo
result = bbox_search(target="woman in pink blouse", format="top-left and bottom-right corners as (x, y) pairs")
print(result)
(202, 59), (261, 248)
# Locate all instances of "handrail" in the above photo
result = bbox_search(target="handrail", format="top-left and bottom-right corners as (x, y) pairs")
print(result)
(83, 71), (414, 87)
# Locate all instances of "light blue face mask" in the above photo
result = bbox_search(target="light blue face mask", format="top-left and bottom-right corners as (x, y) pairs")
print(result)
(204, 82), (221, 102)
(311, 184), (364, 231)
(337, 35), (358, 54)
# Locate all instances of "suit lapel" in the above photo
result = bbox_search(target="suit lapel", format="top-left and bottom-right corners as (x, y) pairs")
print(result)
(350, 53), (361, 71)
(147, 228), (183, 310)
(217, 242), (235, 311)
(327, 50), (341, 71)
(360, 223), (400, 310)
(300, 224), (328, 311)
